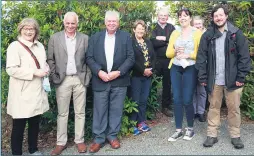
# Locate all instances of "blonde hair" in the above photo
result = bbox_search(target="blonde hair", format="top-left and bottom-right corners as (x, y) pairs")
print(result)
(17, 18), (40, 40)
(132, 19), (147, 37)
(133, 19), (146, 29)
(193, 16), (204, 24)
(64, 12), (79, 23)
(105, 10), (120, 22)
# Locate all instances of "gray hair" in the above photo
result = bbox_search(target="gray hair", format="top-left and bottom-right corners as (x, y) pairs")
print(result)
(157, 7), (169, 16)
(105, 10), (120, 22)
(64, 12), (79, 23)
(193, 16), (204, 24)
(17, 18), (40, 40)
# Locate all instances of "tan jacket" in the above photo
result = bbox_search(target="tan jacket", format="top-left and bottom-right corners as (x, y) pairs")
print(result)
(6, 37), (49, 119)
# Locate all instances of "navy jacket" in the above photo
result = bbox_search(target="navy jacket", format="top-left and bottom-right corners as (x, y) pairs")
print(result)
(86, 29), (135, 91)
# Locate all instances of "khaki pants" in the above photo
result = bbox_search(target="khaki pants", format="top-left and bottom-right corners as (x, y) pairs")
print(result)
(56, 76), (87, 145)
(207, 85), (243, 138)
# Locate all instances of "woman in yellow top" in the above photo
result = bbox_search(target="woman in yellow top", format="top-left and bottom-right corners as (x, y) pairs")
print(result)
(166, 8), (202, 142)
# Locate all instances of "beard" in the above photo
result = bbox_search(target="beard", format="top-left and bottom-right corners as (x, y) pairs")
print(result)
(215, 20), (227, 28)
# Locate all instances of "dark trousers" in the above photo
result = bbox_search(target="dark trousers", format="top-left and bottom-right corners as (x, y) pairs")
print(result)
(11, 115), (41, 155)
(129, 76), (152, 124)
(170, 64), (197, 129)
(155, 58), (172, 109)
(92, 85), (127, 144)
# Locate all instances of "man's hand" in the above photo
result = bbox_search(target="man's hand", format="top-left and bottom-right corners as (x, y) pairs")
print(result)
(108, 71), (120, 81)
(143, 68), (153, 77)
(156, 36), (166, 41)
(236, 81), (244, 86)
(98, 70), (110, 82)
(200, 83), (207, 86)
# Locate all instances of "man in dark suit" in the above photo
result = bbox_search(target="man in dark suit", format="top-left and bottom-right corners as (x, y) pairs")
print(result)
(47, 12), (91, 155)
(86, 10), (135, 153)
(151, 7), (175, 117)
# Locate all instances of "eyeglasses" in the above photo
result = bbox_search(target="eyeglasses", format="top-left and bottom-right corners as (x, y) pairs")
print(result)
(22, 28), (35, 32)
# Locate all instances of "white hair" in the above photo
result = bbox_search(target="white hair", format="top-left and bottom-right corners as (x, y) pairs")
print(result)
(64, 12), (79, 23)
(105, 10), (120, 21)
(157, 7), (169, 16)
(193, 16), (204, 24)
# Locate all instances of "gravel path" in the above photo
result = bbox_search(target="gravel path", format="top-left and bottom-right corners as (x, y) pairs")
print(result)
(27, 117), (254, 155)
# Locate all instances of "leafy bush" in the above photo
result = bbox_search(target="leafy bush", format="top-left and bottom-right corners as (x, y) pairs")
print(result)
(241, 60), (254, 120)
(1, 1), (157, 141)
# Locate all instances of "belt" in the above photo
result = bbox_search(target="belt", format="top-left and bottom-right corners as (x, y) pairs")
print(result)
(66, 74), (77, 77)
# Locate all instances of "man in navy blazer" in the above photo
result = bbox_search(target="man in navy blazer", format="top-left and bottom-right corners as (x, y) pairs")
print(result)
(86, 10), (134, 153)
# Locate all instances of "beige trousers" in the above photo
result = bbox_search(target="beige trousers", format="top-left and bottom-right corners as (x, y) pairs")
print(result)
(207, 84), (243, 138)
(56, 75), (87, 145)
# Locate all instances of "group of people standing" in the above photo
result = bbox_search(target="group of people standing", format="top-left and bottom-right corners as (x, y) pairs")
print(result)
(5, 3), (251, 155)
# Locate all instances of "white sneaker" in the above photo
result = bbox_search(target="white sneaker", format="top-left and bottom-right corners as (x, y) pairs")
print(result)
(168, 131), (183, 142)
(30, 151), (43, 155)
(183, 128), (195, 140)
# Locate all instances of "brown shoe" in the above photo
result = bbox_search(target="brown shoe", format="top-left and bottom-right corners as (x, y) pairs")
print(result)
(108, 139), (120, 149)
(50, 145), (67, 155)
(89, 143), (101, 153)
(76, 143), (87, 153)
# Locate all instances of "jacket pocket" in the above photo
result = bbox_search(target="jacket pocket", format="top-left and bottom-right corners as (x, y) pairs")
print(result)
(20, 80), (26, 92)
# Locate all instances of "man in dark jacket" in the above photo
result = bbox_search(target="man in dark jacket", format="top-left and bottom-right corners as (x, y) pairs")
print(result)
(196, 4), (251, 149)
(86, 10), (134, 153)
(151, 7), (175, 117)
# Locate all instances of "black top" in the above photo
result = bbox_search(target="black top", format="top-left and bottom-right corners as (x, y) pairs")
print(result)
(131, 37), (156, 77)
(151, 23), (175, 59)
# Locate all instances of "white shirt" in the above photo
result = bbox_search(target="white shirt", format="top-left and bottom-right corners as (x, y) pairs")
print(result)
(158, 22), (167, 29)
(104, 31), (116, 72)
(65, 32), (77, 75)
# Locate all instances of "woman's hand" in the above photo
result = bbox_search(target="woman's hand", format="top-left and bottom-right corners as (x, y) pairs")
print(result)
(34, 69), (48, 78)
(143, 68), (153, 77)
(176, 53), (190, 59)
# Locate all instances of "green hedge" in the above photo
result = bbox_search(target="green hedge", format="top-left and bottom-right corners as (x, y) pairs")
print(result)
(1, 1), (158, 140)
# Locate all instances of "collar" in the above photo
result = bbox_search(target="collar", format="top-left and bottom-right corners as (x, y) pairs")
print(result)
(224, 22), (228, 32)
(18, 36), (39, 48)
(65, 32), (76, 40)
(105, 30), (116, 38)
(157, 22), (167, 29)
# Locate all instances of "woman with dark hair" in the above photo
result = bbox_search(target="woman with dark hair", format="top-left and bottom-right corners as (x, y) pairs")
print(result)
(166, 8), (202, 141)
(129, 20), (156, 136)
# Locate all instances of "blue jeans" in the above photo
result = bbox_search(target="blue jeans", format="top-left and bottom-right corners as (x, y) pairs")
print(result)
(170, 64), (197, 129)
(129, 76), (152, 124)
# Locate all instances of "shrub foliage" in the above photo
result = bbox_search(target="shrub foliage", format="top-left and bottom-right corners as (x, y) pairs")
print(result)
(1, 1), (158, 141)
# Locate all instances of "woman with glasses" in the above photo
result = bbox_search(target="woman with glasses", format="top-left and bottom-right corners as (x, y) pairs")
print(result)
(6, 18), (49, 155)
(166, 8), (202, 141)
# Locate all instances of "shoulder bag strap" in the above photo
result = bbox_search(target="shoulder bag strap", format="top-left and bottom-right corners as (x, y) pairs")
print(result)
(18, 40), (40, 69)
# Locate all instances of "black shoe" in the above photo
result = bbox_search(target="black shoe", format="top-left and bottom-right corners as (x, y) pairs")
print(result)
(203, 136), (218, 147)
(194, 114), (199, 119)
(198, 114), (206, 122)
(231, 137), (244, 149)
(162, 108), (173, 117)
